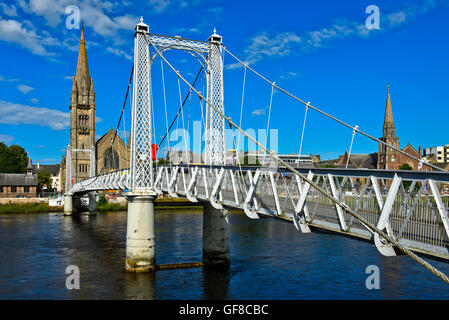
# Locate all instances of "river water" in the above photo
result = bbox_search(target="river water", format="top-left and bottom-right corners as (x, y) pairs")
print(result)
(1, 210), (449, 300)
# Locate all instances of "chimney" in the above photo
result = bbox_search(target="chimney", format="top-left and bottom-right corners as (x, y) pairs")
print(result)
(37, 160), (40, 169)
(26, 158), (33, 175)
(419, 146), (422, 156)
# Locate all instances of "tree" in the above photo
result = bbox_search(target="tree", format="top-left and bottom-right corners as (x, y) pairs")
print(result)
(243, 155), (261, 166)
(38, 170), (52, 192)
(399, 163), (413, 171)
(399, 163), (414, 190)
(0, 144), (28, 173)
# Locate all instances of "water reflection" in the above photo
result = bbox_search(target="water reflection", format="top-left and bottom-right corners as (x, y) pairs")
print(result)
(1, 210), (449, 299)
(125, 273), (156, 300)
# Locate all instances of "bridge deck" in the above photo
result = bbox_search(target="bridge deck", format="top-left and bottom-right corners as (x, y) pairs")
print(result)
(71, 165), (449, 261)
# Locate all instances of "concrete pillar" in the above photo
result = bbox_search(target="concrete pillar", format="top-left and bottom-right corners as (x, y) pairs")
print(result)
(202, 202), (230, 267)
(64, 193), (73, 216)
(125, 192), (156, 272)
(88, 192), (97, 215)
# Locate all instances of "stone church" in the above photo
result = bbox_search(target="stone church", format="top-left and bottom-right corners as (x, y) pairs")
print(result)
(377, 85), (428, 171)
(60, 27), (129, 192)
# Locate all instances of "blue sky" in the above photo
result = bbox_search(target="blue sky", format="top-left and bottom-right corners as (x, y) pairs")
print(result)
(0, 0), (448, 163)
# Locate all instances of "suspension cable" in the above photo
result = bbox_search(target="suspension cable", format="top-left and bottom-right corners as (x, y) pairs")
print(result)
(222, 47), (445, 173)
(158, 66), (204, 149)
(265, 82), (274, 151)
(298, 102), (309, 164)
(149, 39), (449, 285)
(78, 63), (134, 189)
(346, 125), (359, 169)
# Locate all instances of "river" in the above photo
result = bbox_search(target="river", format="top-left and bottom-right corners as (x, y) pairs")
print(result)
(1, 210), (449, 299)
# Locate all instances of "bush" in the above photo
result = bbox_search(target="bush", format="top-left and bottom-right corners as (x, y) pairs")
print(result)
(97, 193), (108, 206)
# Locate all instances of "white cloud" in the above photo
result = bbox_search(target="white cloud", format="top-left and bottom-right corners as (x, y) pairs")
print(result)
(0, 18), (58, 56)
(279, 71), (300, 80)
(0, 3), (18, 17)
(0, 75), (19, 82)
(0, 100), (69, 130)
(17, 84), (34, 94)
(173, 27), (201, 34)
(231, 32), (301, 68)
(106, 47), (132, 60)
(252, 107), (267, 117)
(226, 1), (442, 68)
(0, 134), (14, 144)
(149, 0), (171, 13)
(30, 98), (39, 104)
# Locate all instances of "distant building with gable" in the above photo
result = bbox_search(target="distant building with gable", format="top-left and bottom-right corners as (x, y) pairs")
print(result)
(0, 158), (37, 198)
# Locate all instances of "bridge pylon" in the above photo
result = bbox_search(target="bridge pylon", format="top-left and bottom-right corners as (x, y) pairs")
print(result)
(125, 18), (157, 272)
(205, 28), (226, 165)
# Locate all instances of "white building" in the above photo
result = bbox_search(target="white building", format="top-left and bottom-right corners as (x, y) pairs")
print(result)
(423, 145), (449, 163)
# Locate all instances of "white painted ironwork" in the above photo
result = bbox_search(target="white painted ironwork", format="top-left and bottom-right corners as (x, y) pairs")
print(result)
(130, 18), (153, 191)
(205, 29), (225, 165)
(65, 145), (72, 193)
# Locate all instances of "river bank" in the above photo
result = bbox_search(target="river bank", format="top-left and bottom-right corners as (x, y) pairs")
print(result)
(0, 197), (202, 214)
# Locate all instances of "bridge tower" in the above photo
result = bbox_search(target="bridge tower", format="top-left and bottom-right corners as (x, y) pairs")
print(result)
(205, 28), (226, 166)
(125, 18), (156, 272)
(203, 28), (230, 267)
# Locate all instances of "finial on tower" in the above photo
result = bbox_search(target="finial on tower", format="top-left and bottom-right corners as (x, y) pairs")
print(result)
(209, 27), (222, 43)
(387, 84), (390, 93)
(135, 17), (149, 34)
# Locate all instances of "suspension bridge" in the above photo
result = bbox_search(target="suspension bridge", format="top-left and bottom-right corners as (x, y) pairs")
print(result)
(63, 18), (449, 284)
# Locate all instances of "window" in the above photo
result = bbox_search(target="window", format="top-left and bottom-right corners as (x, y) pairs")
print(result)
(78, 164), (88, 173)
(24, 186), (29, 193)
(11, 186), (17, 193)
(0, 187), (3, 193)
(104, 148), (119, 170)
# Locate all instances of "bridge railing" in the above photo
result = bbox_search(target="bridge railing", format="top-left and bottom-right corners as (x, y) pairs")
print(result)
(70, 164), (449, 259)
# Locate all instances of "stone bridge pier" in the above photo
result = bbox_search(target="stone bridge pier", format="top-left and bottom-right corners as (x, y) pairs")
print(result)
(202, 201), (230, 267)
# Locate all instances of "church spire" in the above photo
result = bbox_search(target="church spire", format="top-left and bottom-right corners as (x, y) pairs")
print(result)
(75, 25), (90, 78)
(383, 84), (395, 137)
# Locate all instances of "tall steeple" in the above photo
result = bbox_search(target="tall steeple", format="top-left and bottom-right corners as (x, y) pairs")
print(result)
(69, 26), (96, 184)
(75, 25), (90, 79)
(378, 85), (399, 170)
(382, 85), (395, 137)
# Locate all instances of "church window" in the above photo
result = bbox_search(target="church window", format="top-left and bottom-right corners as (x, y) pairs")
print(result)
(104, 148), (119, 170)
(78, 114), (89, 134)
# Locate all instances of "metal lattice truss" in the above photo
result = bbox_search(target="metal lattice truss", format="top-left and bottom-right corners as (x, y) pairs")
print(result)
(71, 165), (449, 260)
(205, 41), (225, 165)
(146, 30), (225, 166)
(130, 22), (153, 190)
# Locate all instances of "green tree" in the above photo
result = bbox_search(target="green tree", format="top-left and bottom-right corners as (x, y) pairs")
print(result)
(38, 170), (52, 192)
(243, 155), (261, 166)
(399, 163), (414, 190)
(399, 163), (413, 171)
(0, 144), (28, 173)
(97, 193), (108, 206)
(157, 159), (171, 165)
